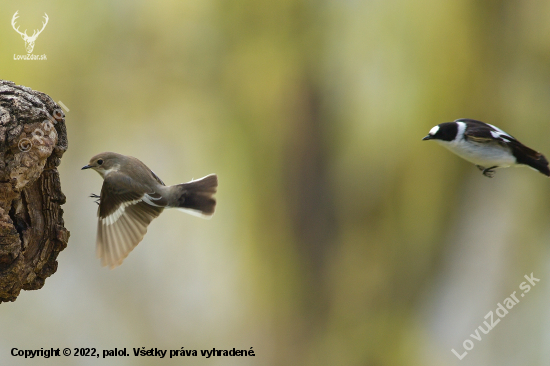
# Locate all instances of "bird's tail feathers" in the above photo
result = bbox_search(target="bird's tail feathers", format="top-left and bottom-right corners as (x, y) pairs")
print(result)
(168, 174), (218, 217)
(519, 154), (550, 177)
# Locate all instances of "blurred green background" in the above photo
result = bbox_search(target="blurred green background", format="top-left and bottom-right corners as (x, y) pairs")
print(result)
(3, 1), (550, 365)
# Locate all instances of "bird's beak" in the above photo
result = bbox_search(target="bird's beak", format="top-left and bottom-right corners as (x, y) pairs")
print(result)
(422, 135), (433, 141)
(81, 165), (92, 170)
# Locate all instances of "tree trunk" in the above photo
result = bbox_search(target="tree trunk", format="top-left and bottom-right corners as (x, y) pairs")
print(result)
(0, 80), (69, 303)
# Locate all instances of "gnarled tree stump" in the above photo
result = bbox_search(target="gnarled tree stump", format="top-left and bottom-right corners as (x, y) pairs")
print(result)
(0, 80), (69, 303)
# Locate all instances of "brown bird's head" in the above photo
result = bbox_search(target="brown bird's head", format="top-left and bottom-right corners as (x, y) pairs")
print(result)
(82, 152), (124, 178)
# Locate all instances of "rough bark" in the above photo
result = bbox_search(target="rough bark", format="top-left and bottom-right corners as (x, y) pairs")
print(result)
(0, 80), (69, 303)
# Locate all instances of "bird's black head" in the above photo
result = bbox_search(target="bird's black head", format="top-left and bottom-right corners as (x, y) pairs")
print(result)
(422, 122), (458, 142)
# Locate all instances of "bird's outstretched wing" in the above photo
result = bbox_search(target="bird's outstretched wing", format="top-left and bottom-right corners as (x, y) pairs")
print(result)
(97, 172), (165, 268)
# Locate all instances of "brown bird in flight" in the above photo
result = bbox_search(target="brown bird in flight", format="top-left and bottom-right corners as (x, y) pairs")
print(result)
(82, 152), (217, 268)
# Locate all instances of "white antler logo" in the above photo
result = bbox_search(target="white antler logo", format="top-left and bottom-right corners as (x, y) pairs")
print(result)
(11, 11), (49, 54)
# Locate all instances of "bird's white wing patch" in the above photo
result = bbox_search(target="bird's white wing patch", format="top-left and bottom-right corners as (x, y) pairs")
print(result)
(490, 130), (501, 139)
(488, 124), (513, 140)
(100, 198), (142, 225)
(142, 193), (164, 207)
(97, 201), (164, 269)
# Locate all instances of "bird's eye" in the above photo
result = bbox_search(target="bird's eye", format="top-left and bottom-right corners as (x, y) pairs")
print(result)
(97, 159), (103, 165)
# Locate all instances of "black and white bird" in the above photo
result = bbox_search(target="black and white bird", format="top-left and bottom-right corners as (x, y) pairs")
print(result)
(82, 152), (218, 268)
(423, 119), (550, 178)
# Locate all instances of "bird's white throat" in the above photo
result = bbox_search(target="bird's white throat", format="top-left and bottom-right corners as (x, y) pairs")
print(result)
(98, 164), (120, 178)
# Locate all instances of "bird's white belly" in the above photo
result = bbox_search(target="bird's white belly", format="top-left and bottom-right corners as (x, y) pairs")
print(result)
(437, 140), (516, 167)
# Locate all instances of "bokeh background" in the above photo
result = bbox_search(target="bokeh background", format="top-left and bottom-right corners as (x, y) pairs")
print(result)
(2, 1), (550, 365)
